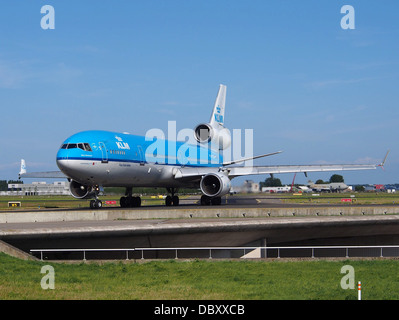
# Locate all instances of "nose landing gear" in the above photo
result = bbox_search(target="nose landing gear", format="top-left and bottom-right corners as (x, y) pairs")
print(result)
(90, 199), (103, 209)
(89, 185), (103, 209)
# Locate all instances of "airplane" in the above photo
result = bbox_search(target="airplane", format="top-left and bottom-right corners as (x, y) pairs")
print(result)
(307, 180), (348, 193)
(19, 85), (388, 209)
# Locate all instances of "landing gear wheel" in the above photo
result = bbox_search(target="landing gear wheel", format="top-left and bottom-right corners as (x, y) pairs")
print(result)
(165, 188), (180, 206)
(165, 195), (173, 206)
(90, 199), (102, 209)
(211, 197), (222, 205)
(133, 196), (141, 207)
(120, 196), (141, 208)
(120, 196), (127, 208)
(172, 195), (179, 206)
(200, 195), (221, 206)
(200, 195), (211, 206)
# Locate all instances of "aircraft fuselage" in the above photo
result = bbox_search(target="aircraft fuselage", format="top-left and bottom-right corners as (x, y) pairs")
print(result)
(56, 130), (220, 188)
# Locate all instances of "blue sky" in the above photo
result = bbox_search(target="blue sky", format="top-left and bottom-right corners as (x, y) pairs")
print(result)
(0, 1), (398, 186)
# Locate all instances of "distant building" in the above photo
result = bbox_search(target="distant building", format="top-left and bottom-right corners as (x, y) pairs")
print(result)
(4, 181), (70, 196)
(307, 180), (349, 193)
(385, 184), (397, 193)
(356, 184), (391, 192)
(234, 180), (260, 193)
(261, 186), (292, 193)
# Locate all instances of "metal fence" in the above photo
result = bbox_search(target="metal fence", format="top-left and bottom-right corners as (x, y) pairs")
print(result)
(30, 245), (399, 261)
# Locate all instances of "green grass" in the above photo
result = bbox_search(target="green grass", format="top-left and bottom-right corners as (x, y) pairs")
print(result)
(1, 253), (399, 300)
(280, 192), (399, 205)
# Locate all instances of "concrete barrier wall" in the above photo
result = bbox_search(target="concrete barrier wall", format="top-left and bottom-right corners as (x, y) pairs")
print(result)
(0, 240), (38, 260)
(1, 205), (399, 223)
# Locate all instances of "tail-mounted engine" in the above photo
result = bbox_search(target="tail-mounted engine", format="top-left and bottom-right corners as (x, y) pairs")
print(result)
(200, 173), (231, 198)
(194, 84), (231, 151)
(194, 123), (231, 150)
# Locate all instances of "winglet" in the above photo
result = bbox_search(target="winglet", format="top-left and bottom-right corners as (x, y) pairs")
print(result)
(378, 150), (390, 169)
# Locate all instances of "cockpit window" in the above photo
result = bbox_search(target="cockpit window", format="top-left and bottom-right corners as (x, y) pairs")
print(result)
(60, 143), (92, 151)
(83, 143), (92, 151)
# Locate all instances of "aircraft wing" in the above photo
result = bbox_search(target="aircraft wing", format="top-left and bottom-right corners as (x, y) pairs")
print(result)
(226, 163), (378, 179)
(226, 150), (389, 178)
(173, 163), (378, 180)
(174, 149), (389, 181)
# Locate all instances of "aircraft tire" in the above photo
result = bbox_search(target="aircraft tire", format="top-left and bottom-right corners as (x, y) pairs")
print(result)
(211, 197), (222, 205)
(172, 195), (179, 206)
(120, 197), (127, 208)
(165, 195), (172, 206)
(133, 196), (141, 207)
(200, 195), (211, 206)
(96, 200), (102, 209)
(91, 200), (102, 209)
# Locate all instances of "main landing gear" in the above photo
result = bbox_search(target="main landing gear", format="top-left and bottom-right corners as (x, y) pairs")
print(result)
(200, 195), (222, 206)
(120, 196), (141, 208)
(165, 187), (179, 206)
(120, 187), (141, 208)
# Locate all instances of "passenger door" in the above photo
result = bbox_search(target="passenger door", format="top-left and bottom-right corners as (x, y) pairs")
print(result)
(99, 142), (108, 163)
(137, 145), (145, 166)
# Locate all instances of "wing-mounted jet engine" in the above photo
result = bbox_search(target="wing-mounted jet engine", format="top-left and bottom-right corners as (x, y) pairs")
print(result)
(69, 180), (102, 209)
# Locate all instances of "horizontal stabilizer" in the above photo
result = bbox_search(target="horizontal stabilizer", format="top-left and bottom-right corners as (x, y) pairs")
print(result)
(18, 159), (66, 179)
(19, 171), (66, 179)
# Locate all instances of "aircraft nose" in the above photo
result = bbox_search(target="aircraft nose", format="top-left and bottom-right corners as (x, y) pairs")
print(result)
(56, 148), (70, 173)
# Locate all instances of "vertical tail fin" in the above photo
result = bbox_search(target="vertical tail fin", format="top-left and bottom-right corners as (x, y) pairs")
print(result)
(193, 84), (230, 151)
(209, 84), (226, 128)
(19, 159), (26, 176)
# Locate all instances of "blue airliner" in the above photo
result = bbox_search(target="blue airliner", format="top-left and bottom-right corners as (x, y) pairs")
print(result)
(19, 85), (387, 208)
